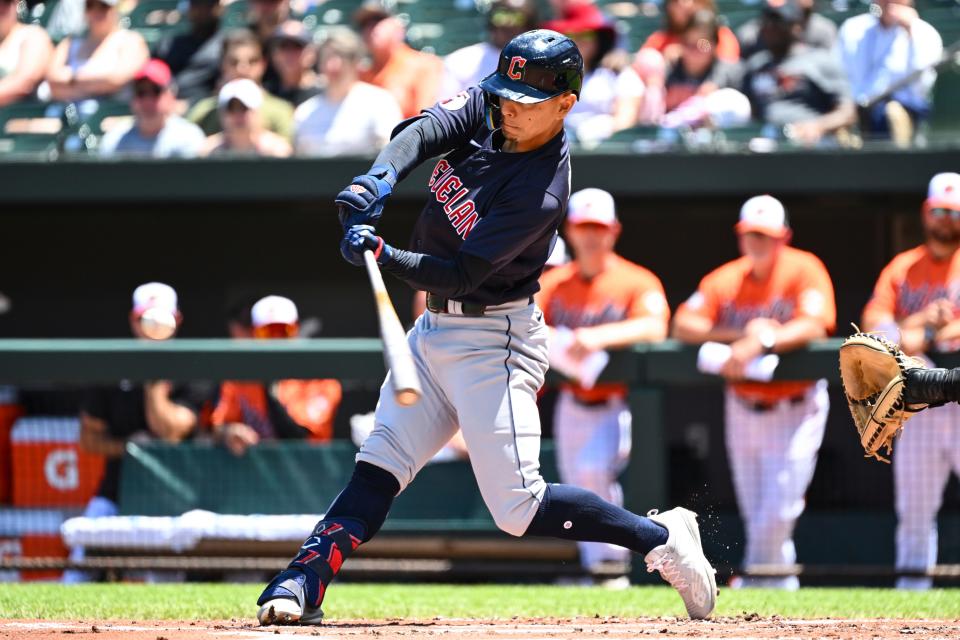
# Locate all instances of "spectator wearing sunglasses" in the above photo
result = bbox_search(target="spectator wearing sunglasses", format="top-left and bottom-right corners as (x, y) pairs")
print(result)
(199, 78), (292, 156)
(44, 0), (148, 102)
(0, 0), (53, 107)
(98, 59), (206, 157)
(211, 295), (343, 457)
(264, 20), (319, 106)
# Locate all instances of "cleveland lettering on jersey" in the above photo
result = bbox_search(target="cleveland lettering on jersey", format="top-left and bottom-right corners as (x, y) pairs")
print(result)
(428, 159), (479, 239)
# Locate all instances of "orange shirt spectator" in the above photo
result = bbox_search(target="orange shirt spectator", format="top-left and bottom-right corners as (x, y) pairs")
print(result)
(642, 0), (740, 63)
(211, 295), (342, 456)
(354, 3), (441, 118)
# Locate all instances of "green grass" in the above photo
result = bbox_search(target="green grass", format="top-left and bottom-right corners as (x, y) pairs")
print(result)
(0, 584), (958, 621)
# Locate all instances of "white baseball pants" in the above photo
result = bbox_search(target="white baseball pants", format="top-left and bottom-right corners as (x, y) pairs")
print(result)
(357, 300), (549, 537)
(724, 380), (829, 589)
(894, 402), (960, 590)
(554, 390), (632, 569)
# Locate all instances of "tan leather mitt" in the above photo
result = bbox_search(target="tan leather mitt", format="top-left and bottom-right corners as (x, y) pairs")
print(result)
(838, 329), (929, 462)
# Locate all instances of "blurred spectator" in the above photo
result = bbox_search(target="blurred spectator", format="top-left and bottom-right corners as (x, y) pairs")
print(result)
(65, 282), (209, 582)
(740, 0), (855, 146)
(187, 29), (295, 140)
(156, 0), (225, 103)
(354, 2), (442, 118)
(98, 59), (206, 158)
(547, 0), (593, 20)
(211, 295), (342, 456)
(544, 3), (645, 142)
(838, 0), (942, 145)
(0, 0), (53, 107)
(199, 78), (292, 156)
(440, 0), (538, 97)
(247, 0), (289, 90)
(738, 0), (837, 59)
(294, 29), (401, 156)
(44, 0), (149, 102)
(227, 297), (256, 338)
(642, 0), (739, 65)
(264, 20), (319, 106)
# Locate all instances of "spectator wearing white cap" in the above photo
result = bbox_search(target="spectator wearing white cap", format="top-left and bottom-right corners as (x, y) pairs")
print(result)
(66, 282), (211, 583)
(673, 196), (835, 589)
(211, 295), (342, 456)
(99, 59), (206, 158)
(199, 78), (292, 156)
(44, 0), (149, 102)
(293, 29), (402, 157)
(861, 172), (960, 589)
(535, 188), (669, 583)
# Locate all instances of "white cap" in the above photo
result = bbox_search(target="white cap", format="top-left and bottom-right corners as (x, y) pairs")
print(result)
(705, 88), (752, 129)
(926, 172), (960, 211)
(567, 188), (618, 227)
(132, 282), (178, 315)
(218, 78), (263, 110)
(735, 195), (789, 238)
(251, 295), (298, 328)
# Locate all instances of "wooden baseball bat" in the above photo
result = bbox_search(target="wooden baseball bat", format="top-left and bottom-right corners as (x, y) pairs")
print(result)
(363, 249), (422, 406)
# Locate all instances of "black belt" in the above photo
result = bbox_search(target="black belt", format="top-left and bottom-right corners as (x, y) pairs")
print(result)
(738, 393), (806, 413)
(426, 292), (533, 317)
(570, 395), (617, 407)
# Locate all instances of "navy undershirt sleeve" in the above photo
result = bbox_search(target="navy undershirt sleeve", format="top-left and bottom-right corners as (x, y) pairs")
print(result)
(381, 250), (495, 299)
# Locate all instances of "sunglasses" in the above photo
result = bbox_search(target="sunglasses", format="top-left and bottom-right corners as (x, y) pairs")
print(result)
(929, 207), (960, 220)
(133, 85), (162, 98)
(224, 100), (250, 114)
(85, 0), (111, 10)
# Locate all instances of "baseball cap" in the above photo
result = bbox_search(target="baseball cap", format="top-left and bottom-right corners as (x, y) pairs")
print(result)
(272, 20), (312, 47)
(132, 282), (178, 315)
(735, 195), (790, 238)
(134, 59), (172, 89)
(763, 0), (804, 24)
(353, 0), (391, 29)
(567, 188), (618, 227)
(218, 78), (263, 110)
(251, 295), (298, 328)
(926, 172), (960, 212)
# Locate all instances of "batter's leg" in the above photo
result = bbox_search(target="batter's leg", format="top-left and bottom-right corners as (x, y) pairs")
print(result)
(257, 313), (459, 625)
(438, 307), (716, 618)
(894, 407), (951, 590)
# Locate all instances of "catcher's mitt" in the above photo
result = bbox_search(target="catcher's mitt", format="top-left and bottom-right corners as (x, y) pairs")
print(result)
(838, 328), (929, 462)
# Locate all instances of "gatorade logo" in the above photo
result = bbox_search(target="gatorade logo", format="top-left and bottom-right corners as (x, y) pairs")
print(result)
(507, 56), (526, 80)
(44, 449), (79, 491)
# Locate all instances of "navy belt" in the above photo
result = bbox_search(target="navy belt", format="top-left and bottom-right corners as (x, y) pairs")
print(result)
(425, 293), (533, 317)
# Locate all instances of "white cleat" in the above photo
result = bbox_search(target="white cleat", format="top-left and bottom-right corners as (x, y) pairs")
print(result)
(257, 598), (302, 626)
(644, 507), (718, 620)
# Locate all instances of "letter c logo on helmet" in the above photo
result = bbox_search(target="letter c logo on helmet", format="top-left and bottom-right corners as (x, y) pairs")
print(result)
(507, 56), (526, 81)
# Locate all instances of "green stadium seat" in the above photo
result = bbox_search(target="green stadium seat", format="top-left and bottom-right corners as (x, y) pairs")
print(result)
(0, 101), (62, 155)
(927, 66), (960, 135)
(22, 0), (60, 28)
(122, 0), (188, 51)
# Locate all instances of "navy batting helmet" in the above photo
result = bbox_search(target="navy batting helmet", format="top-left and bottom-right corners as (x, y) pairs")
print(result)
(478, 29), (583, 127)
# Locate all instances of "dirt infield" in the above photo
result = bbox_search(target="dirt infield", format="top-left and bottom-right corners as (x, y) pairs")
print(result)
(2, 617), (959, 640)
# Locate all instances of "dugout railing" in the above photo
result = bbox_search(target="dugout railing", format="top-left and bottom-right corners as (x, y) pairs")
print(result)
(1, 338), (959, 584)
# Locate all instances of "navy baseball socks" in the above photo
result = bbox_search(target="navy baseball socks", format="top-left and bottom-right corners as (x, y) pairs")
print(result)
(257, 462), (399, 626)
(525, 484), (717, 619)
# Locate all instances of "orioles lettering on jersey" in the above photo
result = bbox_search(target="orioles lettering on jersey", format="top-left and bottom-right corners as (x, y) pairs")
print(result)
(546, 300), (628, 328)
(428, 159), (480, 239)
(896, 283), (960, 315)
(716, 299), (796, 328)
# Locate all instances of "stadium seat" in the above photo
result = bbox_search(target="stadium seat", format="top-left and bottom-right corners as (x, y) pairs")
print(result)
(0, 101), (62, 155)
(21, 0), (59, 29)
(123, 0), (187, 51)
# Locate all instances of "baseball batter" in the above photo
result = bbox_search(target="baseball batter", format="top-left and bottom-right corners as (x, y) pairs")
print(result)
(861, 172), (960, 590)
(673, 196), (836, 589)
(256, 30), (716, 625)
(536, 188), (670, 578)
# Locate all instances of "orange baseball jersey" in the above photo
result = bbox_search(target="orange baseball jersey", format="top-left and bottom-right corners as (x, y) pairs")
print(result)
(212, 379), (342, 442)
(863, 245), (960, 320)
(678, 246), (836, 401)
(537, 255), (670, 402)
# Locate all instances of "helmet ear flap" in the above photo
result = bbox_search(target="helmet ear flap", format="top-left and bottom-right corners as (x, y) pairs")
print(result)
(484, 92), (502, 130)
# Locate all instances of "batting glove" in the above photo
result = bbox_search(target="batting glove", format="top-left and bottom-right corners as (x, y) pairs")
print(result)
(335, 165), (397, 230)
(340, 225), (394, 267)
